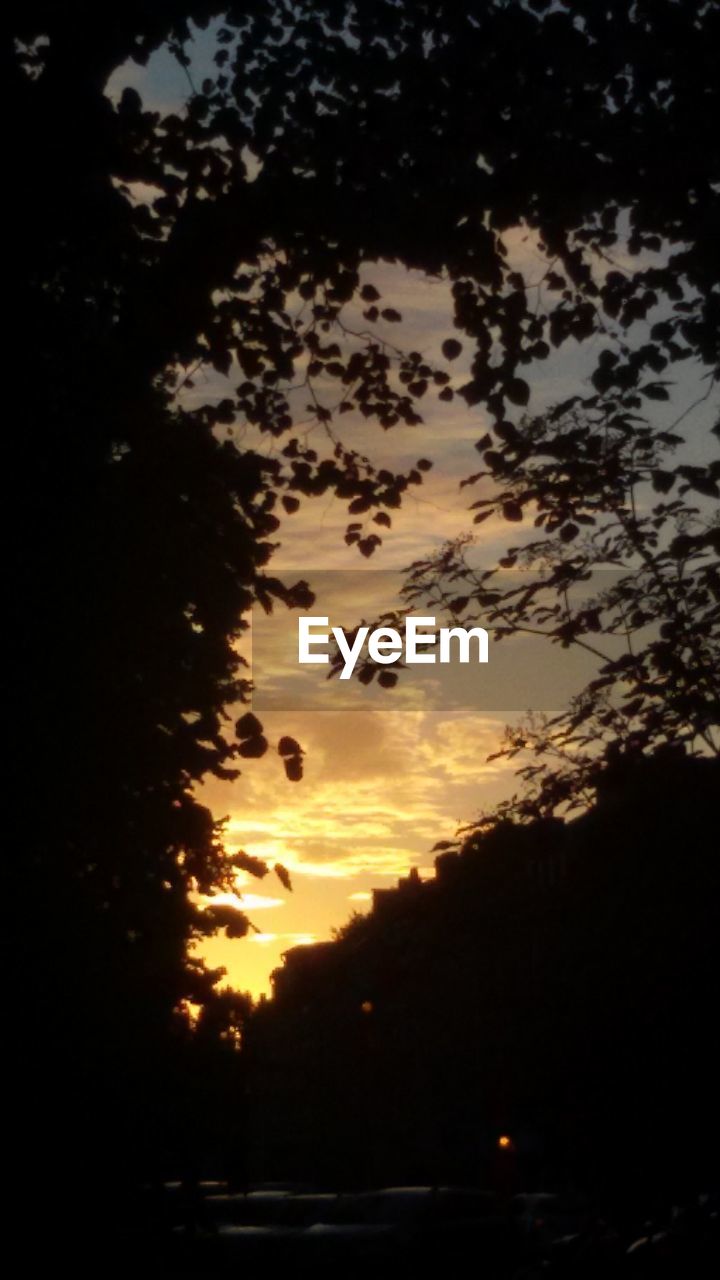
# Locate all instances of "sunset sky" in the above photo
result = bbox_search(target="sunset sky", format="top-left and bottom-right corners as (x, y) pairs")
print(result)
(108, 31), (715, 1000)
(193, 276), (712, 997)
(189, 255), (607, 998)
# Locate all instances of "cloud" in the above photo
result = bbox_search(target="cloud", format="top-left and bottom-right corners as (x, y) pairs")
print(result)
(250, 932), (316, 947)
(206, 892), (285, 911)
(204, 706), (517, 898)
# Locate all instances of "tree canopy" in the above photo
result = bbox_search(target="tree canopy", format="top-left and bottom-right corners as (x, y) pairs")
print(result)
(7, 0), (719, 1207)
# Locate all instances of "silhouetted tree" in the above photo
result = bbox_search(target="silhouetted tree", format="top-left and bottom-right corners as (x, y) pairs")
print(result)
(353, 395), (719, 819)
(6, 0), (719, 1233)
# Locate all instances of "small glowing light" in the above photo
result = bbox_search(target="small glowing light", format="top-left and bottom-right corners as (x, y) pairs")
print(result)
(498, 1134), (512, 1150)
(360, 1001), (374, 1014)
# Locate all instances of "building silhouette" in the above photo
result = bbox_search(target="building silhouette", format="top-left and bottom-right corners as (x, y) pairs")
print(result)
(246, 750), (720, 1197)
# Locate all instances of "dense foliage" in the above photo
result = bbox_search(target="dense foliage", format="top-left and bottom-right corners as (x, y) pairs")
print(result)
(6, 0), (719, 1212)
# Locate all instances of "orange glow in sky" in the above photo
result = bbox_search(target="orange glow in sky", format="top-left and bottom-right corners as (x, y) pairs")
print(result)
(190, 261), (613, 999)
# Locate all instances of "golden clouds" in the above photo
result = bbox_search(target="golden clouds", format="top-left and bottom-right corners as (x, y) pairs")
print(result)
(195, 706), (517, 995)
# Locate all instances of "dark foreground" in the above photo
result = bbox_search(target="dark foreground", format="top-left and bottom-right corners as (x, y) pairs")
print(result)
(137, 1180), (720, 1276)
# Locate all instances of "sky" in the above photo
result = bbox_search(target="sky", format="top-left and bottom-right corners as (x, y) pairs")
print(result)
(188, 259), (713, 998)
(188, 260), (610, 999)
(107, 29), (718, 1000)
(192, 267), (526, 997)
